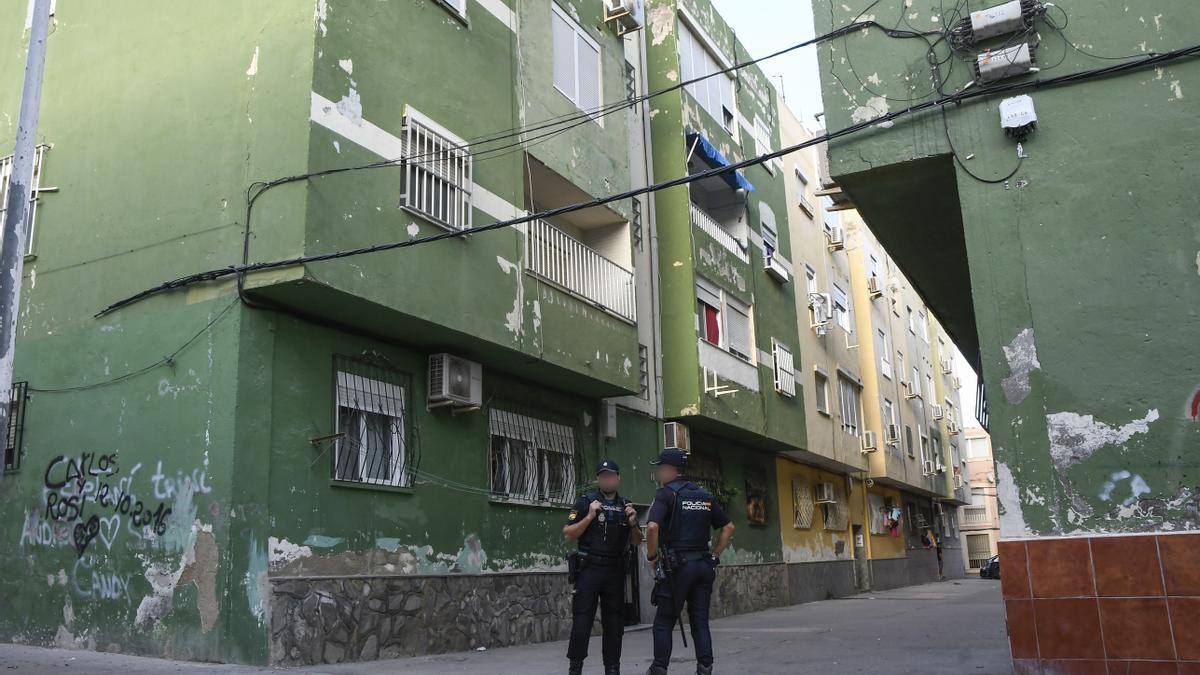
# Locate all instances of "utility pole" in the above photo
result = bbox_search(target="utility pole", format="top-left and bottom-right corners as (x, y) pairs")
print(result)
(0, 0), (51, 479)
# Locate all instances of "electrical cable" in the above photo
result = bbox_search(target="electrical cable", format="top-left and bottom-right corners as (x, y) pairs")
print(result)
(940, 107), (1023, 184)
(30, 297), (238, 393)
(96, 41), (1200, 319)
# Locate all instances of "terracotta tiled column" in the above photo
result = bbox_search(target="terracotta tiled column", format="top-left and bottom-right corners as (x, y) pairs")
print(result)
(999, 532), (1200, 674)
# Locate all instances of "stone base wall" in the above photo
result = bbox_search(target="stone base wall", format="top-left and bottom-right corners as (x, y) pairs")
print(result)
(709, 563), (789, 618)
(870, 549), (942, 590)
(269, 572), (572, 666)
(785, 560), (858, 604)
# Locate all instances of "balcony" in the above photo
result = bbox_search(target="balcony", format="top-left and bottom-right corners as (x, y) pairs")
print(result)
(690, 202), (748, 263)
(526, 219), (636, 323)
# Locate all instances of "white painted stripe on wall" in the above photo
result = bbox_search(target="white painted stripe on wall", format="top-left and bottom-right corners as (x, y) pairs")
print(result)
(474, 0), (516, 31)
(310, 92), (521, 222)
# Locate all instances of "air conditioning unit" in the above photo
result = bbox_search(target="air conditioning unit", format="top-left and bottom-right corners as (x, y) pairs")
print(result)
(603, 0), (644, 35)
(826, 226), (845, 251)
(953, 474), (965, 489)
(809, 292), (832, 333)
(886, 424), (901, 446)
(941, 359), (953, 375)
(931, 404), (945, 420)
(952, 375), (962, 390)
(428, 353), (483, 409)
(764, 255), (790, 283)
(664, 421), (690, 452)
(903, 381), (919, 400)
(815, 481), (836, 504)
(867, 276), (883, 299)
(936, 461), (946, 474)
(861, 431), (878, 453)
(922, 460), (936, 476)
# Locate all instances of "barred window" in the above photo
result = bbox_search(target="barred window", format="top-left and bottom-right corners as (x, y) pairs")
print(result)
(0, 146), (49, 255)
(333, 358), (411, 488)
(2, 382), (27, 471)
(792, 480), (814, 529)
(745, 466), (768, 526)
(488, 410), (576, 505)
(823, 482), (849, 531)
(402, 110), (472, 231)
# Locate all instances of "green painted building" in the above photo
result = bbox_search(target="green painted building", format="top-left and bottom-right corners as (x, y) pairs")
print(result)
(814, 0), (1200, 669)
(0, 0), (814, 666)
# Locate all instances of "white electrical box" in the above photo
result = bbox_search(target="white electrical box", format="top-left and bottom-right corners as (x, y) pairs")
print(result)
(970, 0), (1026, 42)
(999, 95), (1038, 140)
(976, 43), (1034, 83)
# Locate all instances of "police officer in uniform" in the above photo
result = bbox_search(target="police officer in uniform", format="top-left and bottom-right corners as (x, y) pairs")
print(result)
(563, 460), (643, 675)
(644, 450), (736, 675)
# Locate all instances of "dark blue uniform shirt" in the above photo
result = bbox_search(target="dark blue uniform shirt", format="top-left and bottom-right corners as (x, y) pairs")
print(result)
(646, 478), (730, 552)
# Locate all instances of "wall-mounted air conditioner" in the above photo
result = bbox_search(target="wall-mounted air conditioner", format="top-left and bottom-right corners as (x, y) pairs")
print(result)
(903, 381), (919, 400)
(861, 431), (878, 453)
(815, 481), (836, 503)
(826, 226), (845, 252)
(922, 460), (936, 476)
(932, 404), (945, 420)
(604, 0), (644, 35)
(867, 276), (883, 299)
(664, 421), (690, 452)
(428, 353), (483, 409)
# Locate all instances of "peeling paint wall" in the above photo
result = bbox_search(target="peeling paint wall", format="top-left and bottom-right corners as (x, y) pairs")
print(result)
(815, 0), (1200, 537)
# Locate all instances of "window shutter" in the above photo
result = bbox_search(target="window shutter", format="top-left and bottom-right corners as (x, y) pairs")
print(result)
(772, 340), (796, 397)
(551, 11), (575, 98)
(726, 299), (752, 359)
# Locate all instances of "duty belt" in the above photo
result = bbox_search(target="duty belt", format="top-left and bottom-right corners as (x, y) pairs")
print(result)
(582, 550), (625, 566)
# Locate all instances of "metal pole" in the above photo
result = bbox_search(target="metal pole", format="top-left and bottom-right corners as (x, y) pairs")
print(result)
(0, 0), (51, 479)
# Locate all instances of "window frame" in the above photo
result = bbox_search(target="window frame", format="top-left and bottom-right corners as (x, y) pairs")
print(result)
(676, 11), (738, 134)
(832, 283), (852, 333)
(837, 374), (863, 437)
(401, 107), (473, 231)
(433, 0), (467, 20)
(551, 2), (603, 121)
(333, 367), (411, 489)
(696, 278), (754, 364)
(878, 329), (892, 379)
(813, 370), (831, 416)
(488, 409), (577, 506)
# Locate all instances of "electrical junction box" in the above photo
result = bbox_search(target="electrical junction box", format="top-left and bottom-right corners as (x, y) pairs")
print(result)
(976, 43), (1035, 83)
(999, 95), (1038, 140)
(970, 0), (1026, 42)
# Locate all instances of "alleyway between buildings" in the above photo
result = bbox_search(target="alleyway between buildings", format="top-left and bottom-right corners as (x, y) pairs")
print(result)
(0, 580), (1009, 674)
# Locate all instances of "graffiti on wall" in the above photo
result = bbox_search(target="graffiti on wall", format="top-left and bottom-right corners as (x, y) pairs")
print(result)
(27, 452), (213, 559)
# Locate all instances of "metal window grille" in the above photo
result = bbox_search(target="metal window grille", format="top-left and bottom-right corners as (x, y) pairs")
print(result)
(402, 116), (472, 231)
(488, 409), (576, 505)
(967, 534), (992, 569)
(631, 197), (643, 252)
(745, 467), (768, 525)
(792, 480), (814, 529)
(638, 344), (650, 400)
(772, 340), (796, 397)
(0, 146), (49, 255)
(3, 382), (27, 471)
(823, 484), (849, 531)
(332, 357), (412, 488)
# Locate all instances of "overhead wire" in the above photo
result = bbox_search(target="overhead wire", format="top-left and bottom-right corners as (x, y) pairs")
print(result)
(96, 40), (1200, 319)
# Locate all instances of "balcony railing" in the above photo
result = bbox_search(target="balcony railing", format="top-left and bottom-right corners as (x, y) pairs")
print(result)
(526, 219), (636, 323)
(690, 203), (748, 263)
(963, 506), (989, 525)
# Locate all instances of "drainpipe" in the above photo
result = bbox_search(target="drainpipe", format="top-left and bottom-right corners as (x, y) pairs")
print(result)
(0, 0), (51, 482)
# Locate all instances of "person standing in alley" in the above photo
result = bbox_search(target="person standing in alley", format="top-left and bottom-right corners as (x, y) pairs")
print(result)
(643, 450), (736, 675)
(563, 460), (642, 675)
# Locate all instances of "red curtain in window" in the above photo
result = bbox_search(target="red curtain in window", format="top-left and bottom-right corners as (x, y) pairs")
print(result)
(702, 303), (720, 345)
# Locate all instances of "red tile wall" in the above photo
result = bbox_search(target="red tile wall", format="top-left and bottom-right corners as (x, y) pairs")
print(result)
(1000, 532), (1200, 674)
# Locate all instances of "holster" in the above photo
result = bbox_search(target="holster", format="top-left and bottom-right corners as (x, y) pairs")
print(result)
(567, 551), (587, 585)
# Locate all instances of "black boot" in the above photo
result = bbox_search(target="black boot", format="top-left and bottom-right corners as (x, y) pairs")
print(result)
(569, 659), (584, 675)
(605, 666), (621, 675)
(696, 664), (712, 675)
(646, 666), (668, 675)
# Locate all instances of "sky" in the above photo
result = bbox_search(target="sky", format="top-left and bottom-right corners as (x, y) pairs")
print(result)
(710, 0), (825, 126)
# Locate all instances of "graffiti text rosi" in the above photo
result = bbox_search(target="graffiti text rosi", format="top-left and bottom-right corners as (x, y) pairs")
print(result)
(41, 452), (172, 557)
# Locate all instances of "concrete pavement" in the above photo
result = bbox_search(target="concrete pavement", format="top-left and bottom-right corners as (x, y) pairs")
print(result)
(0, 579), (1010, 674)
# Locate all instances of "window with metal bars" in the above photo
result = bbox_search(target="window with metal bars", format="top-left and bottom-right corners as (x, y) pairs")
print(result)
(332, 357), (412, 488)
(744, 466), (768, 525)
(792, 480), (814, 529)
(488, 409), (576, 505)
(2, 382), (27, 471)
(401, 111), (472, 231)
(0, 146), (49, 255)
(772, 339), (795, 397)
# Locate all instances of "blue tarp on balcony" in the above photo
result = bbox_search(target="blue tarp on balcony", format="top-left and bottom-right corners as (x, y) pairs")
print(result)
(686, 133), (756, 193)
